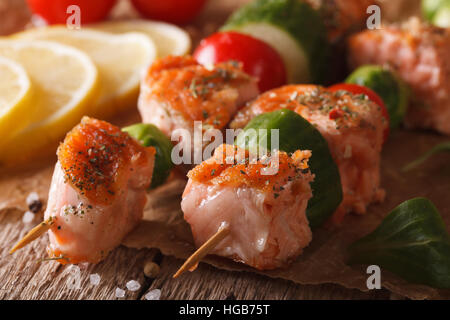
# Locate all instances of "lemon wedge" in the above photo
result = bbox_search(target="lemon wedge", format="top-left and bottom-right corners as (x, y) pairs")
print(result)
(14, 27), (157, 117)
(89, 19), (191, 57)
(0, 40), (99, 166)
(0, 56), (34, 145)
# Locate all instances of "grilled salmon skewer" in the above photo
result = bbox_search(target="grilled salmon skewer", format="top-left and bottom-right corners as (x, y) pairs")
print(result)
(138, 55), (259, 163)
(139, 55), (259, 135)
(230, 85), (387, 225)
(348, 18), (450, 135)
(11, 117), (155, 264)
(177, 144), (314, 273)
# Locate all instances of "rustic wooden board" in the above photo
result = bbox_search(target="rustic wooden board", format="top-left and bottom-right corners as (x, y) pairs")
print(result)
(144, 256), (391, 300)
(0, 209), (161, 300)
(0, 207), (392, 300)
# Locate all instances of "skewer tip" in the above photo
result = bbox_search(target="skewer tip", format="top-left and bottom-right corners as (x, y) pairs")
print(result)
(173, 224), (230, 278)
(9, 217), (55, 254)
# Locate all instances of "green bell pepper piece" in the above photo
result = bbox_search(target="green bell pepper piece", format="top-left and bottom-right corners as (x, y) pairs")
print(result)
(123, 123), (173, 189)
(235, 109), (342, 228)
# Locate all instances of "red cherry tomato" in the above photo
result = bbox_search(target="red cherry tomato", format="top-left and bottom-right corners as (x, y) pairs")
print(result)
(26, 0), (117, 25)
(194, 31), (287, 93)
(131, 0), (207, 25)
(328, 83), (390, 143)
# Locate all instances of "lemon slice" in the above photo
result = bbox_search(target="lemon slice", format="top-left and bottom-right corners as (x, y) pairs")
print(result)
(14, 27), (157, 117)
(89, 19), (191, 57)
(0, 56), (34, 144)
(0, 40), (99, 165)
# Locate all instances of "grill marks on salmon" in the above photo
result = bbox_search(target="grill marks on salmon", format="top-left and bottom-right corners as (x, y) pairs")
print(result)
(181, 144), (314, 270)
(44, 117), (155, 264)
(138, 55), (259, 137)
(230, 85), (387, 224)
(348, 18), (450, 134)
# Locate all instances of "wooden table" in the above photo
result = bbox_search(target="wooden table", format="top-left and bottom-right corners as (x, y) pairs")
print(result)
(1, 208), (392, 300)
(0, 0), (417, 300)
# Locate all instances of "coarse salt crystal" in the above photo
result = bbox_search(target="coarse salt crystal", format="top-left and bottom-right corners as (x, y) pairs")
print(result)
(256, 237), (267, 252)
(26, 192), (39, 206)
(115, 288), (125, 298)
(126, 280), (141, 291)
(219, 221), (229, 231)
(90, 274), (101, 286)
(22, 211), (34, 224)
(145, 289), (161, 300)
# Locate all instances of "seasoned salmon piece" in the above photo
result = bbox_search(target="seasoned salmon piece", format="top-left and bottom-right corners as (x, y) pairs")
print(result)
(230, 85), (387, 224)
(138, 55), (259, 138)
(348, 18), (450, 134)
(181, 144), (314, 270)
(44, 117), (155, 264)
(307, 0), (377, 42)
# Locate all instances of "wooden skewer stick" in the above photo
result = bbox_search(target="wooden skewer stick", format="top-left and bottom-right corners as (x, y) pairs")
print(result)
(173, 224), (230, 278)
(9, 217), (55, 254)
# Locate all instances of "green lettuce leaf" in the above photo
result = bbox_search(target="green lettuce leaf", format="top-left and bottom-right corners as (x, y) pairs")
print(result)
(348, 197), (450, 289)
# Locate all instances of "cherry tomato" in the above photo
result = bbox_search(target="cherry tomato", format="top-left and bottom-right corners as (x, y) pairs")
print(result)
(194, 31), (287, 93)
(131, 0), (207, 25)
(328, 83), (390, 143)
(26, 0), (117, 25)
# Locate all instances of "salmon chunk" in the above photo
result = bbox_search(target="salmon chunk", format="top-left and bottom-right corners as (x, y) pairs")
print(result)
(230, 85), (387, 224)
(181, 144), (314, 270)
(138, 55), (259, 138)
(44, 117), (155, 264)
(348, 18), (450, 134)
(307, 0), (377, 42)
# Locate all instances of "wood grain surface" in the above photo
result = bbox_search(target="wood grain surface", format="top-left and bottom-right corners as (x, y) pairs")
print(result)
(0, 0), (422, 300)
(1, 207), (390, 300)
